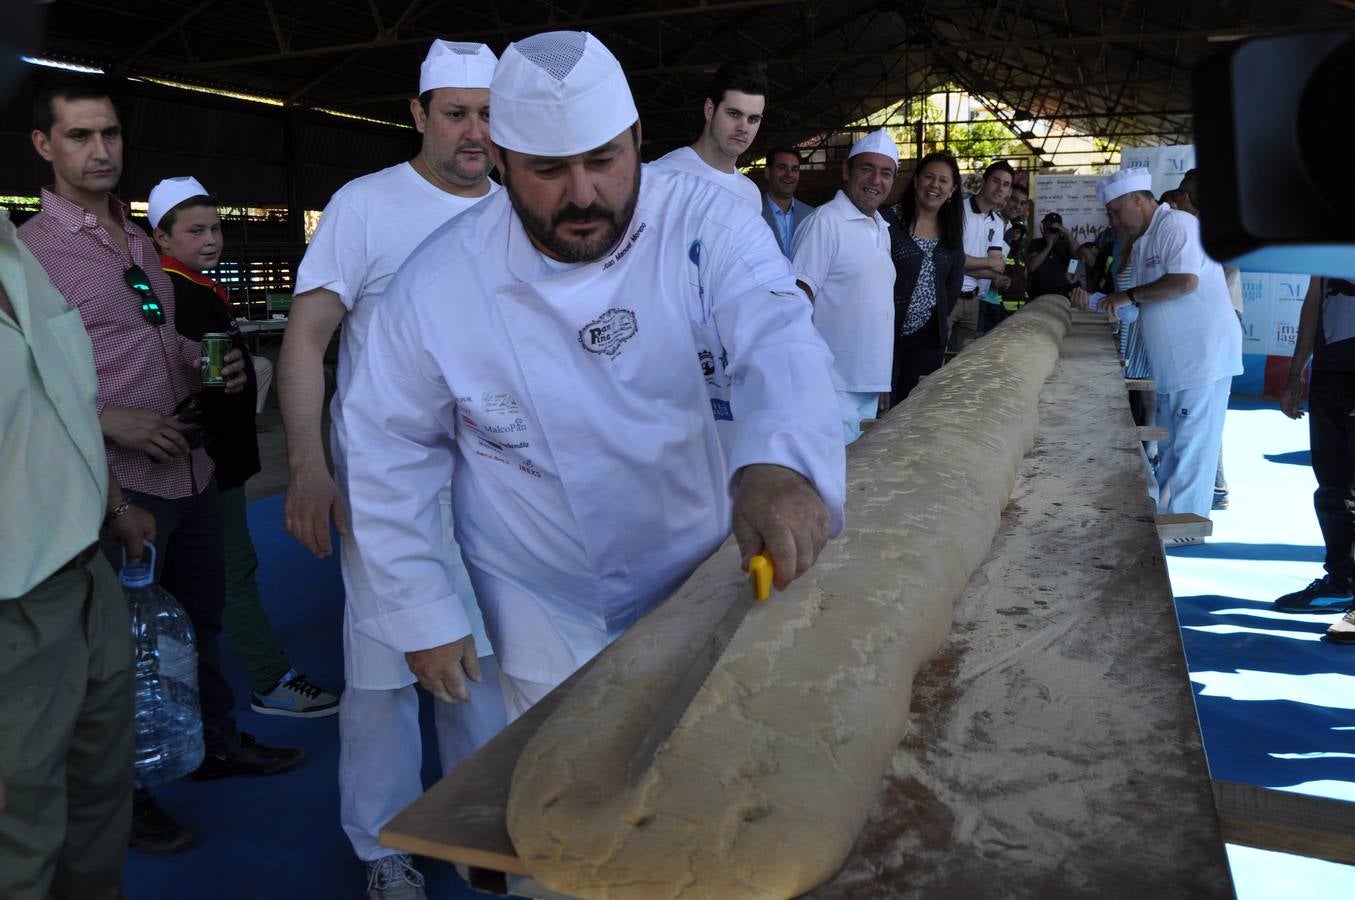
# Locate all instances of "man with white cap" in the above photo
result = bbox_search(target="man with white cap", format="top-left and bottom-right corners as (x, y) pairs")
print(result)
(790, 128), (898, 442)
(1073, 168), (1242, 535)
(148, 175), (339, 721)
(650, 60), (766, 210)
(341, 30), (843, 733)
(276, 39), (505, 899)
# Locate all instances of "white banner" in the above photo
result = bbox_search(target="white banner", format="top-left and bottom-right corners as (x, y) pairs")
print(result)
(1240, 271), (1309, 357)
(1030, 175), (1108, 245)
(1120, 145), (1197, 200)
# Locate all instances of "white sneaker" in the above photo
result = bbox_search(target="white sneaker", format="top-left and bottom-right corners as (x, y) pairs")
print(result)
(250, 669), (339, 718)
(366, 854), (427, 900)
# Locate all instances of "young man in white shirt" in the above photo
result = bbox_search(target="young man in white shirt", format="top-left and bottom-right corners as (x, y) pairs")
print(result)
(791, 129), (898, 443)
(650, 61), (765, 211)
(277, 40), (506, 900)
(1074, 168), (1242, 534)
(952, 160), (1013, 351)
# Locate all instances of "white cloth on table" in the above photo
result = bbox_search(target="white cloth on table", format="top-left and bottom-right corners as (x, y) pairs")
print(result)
(791, 189), (896, 393)
(295, 160), (498, 688)
(650, 146), (762, 212)
(340, 164), (845, 692)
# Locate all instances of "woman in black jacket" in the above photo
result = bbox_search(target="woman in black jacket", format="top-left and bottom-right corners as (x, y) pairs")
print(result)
(882, 151), (967, 401)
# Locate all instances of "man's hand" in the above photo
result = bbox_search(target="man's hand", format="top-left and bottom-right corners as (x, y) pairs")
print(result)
(284, 461), (349, 557)
(101, 405), (191, 461)
(995, 274), (1012, 290)
(221, 348), (247, 394)
(1280, 377), (1306, 420)
(1101, 293), (1131, 322)
(106, 503), (156, 562)
(405, 636), (482, 703)
(1070, 287), (1091, 310)
(731, 464), (830, 591)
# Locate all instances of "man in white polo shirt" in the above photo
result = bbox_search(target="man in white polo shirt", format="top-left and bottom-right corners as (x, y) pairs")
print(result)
(649, 61), (765, 210)
(791, 129), (898, 443)
(1077, 168), (1242, 536)
(953, 160), (1013, 350)
(277, 39), (506, 900)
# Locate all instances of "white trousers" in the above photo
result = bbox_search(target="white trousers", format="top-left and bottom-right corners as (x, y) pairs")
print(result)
(338, 655), (507, 861)
(252, 355), (274, 416)
(837, 390), (878, 444)
(1155, 376), (1231, 520)
(497, 669), (558, 723)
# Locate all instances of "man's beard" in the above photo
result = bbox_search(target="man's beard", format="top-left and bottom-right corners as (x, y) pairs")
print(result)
(504, 155), (641, 264)
(432, 141), (490, 186)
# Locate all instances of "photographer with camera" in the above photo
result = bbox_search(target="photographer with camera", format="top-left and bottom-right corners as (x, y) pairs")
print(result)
(1027, 211), (1078, 299)
(19, 76), (304, 856)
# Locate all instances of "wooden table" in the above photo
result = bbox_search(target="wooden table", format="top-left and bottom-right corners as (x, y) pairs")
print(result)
(382, 312), (1239, 898)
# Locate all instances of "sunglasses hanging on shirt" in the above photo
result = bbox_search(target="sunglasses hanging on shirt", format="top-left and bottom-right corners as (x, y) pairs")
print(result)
(124, 264), (165, 325)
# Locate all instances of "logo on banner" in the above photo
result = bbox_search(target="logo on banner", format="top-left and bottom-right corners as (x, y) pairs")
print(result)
(1280, 281), (1305, 299)
(578, 308), (638, 357)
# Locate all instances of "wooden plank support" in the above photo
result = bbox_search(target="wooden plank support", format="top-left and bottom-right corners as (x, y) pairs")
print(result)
(1213, 780), (1355, 867)
(1125, 378), (1157, 391)
(1138, 425), (1170, 441)
(1156, 513), (1214, 540)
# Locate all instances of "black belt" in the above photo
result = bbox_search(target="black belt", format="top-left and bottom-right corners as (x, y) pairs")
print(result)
(960, 289), (979, 299)
(44, 542), (100, 584)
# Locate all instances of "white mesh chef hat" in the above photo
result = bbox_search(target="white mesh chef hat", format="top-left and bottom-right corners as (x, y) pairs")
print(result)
(419, 40), (497, 94)
(148, 176), (210, 230)
(848, 129), (899, 165)
(1097, 167), (1152, 205)
(490, 31), (638, 157)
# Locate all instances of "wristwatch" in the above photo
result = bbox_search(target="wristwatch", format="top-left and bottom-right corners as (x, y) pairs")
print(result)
(104, 499), (130, 527)
(1125, 288), (1138, 305)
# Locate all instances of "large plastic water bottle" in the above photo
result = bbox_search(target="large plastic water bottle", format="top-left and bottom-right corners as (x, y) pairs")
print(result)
(121, 545), (205, 786)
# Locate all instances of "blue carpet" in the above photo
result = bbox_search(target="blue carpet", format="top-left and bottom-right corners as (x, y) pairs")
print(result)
(124, 492), (487, 900)
(1265, 450), (1313, 467)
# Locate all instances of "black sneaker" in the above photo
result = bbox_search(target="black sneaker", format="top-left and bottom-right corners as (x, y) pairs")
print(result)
(1274, 576), (1354, 613)
(190, 732), (305, 780)
(130, 794), (194, 855)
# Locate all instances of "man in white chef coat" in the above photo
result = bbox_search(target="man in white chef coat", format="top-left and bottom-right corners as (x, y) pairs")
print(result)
(790, 129), (898, 443)
(341, 31), (845, 727)
(276, 40), (506, 900)
(1074, 168), (1242, 534)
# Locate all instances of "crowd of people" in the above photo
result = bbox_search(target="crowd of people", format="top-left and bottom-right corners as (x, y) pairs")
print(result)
(2, 25), (1351, 900)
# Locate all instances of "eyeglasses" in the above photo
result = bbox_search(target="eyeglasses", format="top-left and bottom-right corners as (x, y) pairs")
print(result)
(123, 264), (165, 325)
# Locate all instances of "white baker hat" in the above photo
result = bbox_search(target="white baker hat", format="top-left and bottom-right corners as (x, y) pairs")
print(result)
(148, 176), (210, 230)
(489, 31), (638, 157)
(1097, 167), (1152, 206)
(847, 129), (899, 165)
(419, 40), (497, 95)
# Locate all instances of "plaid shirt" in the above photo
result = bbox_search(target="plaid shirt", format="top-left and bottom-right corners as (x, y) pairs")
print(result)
(19, 187), (213, 500)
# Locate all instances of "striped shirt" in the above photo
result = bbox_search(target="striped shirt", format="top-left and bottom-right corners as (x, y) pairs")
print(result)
(19, 187), (212, 500)
(0, 210), (107, 597)
(1115, 265), (1153, 380)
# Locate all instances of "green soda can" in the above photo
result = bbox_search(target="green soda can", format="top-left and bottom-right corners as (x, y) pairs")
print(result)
(202, 333), (230, 387)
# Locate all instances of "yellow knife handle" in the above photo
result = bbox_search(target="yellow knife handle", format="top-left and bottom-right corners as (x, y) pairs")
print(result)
(749, 551), (774, 602)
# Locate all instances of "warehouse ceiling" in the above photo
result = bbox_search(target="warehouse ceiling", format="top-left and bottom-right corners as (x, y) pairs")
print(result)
(29, 0), (1355, 166)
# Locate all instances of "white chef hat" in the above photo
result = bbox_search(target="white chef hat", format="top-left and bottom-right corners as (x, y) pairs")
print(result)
(848, 129), (899, 165)
(489, 31), (638, 157)
(148, 176), (210, 230)
(1097, 167), (1152, 206)
(419, 40), (497, 94)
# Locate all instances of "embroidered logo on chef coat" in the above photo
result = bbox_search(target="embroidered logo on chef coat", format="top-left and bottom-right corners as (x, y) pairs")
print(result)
(578, 308), (638, 358)
(482, 391), (520, 415)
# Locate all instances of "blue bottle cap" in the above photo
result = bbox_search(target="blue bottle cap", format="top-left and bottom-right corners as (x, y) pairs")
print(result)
(118, 544), (158, 588)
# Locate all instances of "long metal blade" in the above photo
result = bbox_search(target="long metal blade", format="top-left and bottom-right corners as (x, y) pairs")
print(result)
(627, 586), (756, 784)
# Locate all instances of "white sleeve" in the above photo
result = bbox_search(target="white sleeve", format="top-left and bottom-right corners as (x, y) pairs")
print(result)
(1160, 214), (1203, 277)
(711, 209), (847, 536)
(294, 191), (368, 311)
(789, 207), (838, 300)
(339, 274), (471, 653)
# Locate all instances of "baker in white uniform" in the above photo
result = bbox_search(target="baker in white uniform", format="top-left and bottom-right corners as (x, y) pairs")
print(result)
(648, 60), (765, 211)
(1074, 168), (1242, 530)
(276, 40), (505, 900)
(790, 129), (898, 443)
(341, 32), (845, 727)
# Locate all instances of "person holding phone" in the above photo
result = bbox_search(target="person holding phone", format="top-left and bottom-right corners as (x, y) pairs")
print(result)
(1027, 211), (1077, 299)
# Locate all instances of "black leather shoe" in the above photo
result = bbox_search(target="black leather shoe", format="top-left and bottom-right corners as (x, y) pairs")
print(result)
(130, 794), (194, 855)
(190, 732), (305, 780)
(1274, 576), (1354, 613)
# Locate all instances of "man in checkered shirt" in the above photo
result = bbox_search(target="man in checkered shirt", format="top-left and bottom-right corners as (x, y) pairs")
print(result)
(20, 75), (304, 857)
